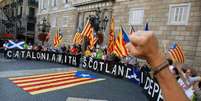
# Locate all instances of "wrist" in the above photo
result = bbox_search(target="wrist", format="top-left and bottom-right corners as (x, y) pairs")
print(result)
(147, 51), (166, 69)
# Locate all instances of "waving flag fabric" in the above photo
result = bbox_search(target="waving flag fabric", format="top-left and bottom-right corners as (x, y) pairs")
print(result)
(9, 71), (105, 95)
(113, 27), (128, 57)
(122, 27), (130, 44)
(107, 16), (115, 54)
(7, 40), (25, 49)
(81, 20), (97, 49)
(81, 20), (92, 37)
(168, 43), (185, 64)
(73, 32), (82, 44)
(88, 28), (97, 49)
(53, 29), (63, 48)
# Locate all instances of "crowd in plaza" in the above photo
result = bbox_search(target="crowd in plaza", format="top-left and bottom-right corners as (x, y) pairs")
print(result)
(2, 39), (201, 101)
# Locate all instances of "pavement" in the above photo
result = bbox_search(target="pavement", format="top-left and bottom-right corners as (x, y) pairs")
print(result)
(0, 56), (148, 101)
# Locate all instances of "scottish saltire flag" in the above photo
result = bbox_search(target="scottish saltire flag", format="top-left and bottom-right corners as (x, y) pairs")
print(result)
(144, 22), (149, 31)
(168, 42), (185, 64)
(7, 40), (25, 49)
(9, 71), (105, 95)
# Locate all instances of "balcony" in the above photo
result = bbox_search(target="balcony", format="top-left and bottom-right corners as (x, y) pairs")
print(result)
(72, 0), (110, 7)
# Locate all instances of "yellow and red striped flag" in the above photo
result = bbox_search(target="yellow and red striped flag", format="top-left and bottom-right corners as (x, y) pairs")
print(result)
(9, 71), (105, 95)
(53, 28), (63, 48)
(113, 28), (128, 57)
(168, 43), (185, 64)
(88, 27), (97, 49)
(81, 20), (92, 37)
(81, 20), (97, 49)
(73, 32), (82, 44)
(107, 16), (115, 54)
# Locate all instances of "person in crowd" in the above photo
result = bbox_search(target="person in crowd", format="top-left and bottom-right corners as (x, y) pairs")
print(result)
(3, 40), (8, 49)
(32, 44), (38, 50)
(37, 45), (43, 51)
(84, 46), (92, 57)
(61, 44), (67, 53)
(70, 44), (78, 55)
(27, 43), (32, 50)
(66, 45), (71, 54)
(95, 48), (103, 60)
(91, 48), (97, 58)
(102, 48), (107, 60)
(126, 31), (189, 101)
(24, 42), (29, 49)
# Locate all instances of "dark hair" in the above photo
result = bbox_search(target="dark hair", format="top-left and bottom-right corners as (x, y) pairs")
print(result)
(167, 59), (173, 65)
(173, 67), (179, 75)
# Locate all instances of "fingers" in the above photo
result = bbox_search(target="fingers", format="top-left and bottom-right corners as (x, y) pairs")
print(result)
(128, 31), (154, 46)
(126, 43), (141, 56)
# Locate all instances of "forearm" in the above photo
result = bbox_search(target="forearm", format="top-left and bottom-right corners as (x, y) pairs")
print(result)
(155, 67), (189, 101)
(148, 52), (189, 101)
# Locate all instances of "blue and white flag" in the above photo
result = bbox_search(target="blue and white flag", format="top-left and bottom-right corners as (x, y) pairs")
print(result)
(7, 40), (25, 49)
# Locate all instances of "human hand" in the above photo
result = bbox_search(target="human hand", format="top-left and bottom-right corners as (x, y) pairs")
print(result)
(126, 31), (166, 68)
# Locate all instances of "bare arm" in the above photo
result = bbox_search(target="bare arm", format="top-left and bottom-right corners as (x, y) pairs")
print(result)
(126, 31), (189, 101)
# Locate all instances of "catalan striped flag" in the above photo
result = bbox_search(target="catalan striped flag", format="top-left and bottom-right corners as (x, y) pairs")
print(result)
(81, 20), (92, 38)
(53, 28), (63, 48)
(113, 27), (129, 57)
(107, 16), (115, 54)
(73, 32), (82, 45)
(81, 20), (97, 49)
(88, 28), (97, 49)
(168, 43), (185, 64)
(9, 71), (105, 95)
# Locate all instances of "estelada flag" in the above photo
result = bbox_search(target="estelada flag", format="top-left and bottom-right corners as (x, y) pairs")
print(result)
(168, 43), (185, 64)
(9, 71), (105, 95)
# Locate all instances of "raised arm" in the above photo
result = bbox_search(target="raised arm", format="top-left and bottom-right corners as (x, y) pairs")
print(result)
(126, 31), (189, 101)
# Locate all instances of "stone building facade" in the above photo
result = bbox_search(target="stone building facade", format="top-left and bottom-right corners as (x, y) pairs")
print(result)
(36, 0), (77, 45)
(0, 0), (38, 43)
(36, 0), (201, 69)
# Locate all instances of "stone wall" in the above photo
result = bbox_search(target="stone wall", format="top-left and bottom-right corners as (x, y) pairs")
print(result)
(112, 0), (201, 68)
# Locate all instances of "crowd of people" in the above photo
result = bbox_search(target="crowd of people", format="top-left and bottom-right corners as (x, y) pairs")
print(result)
(1, 31), (201, 101)
(168, 60), (201, 100)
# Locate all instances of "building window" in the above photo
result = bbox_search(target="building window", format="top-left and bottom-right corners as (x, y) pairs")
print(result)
(52, 0), (57, 7)
(168, 3), (191, 25)
(129, 8), (144, 25)
(41, 0), (47, 10)
(62, 16), (68, 27)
